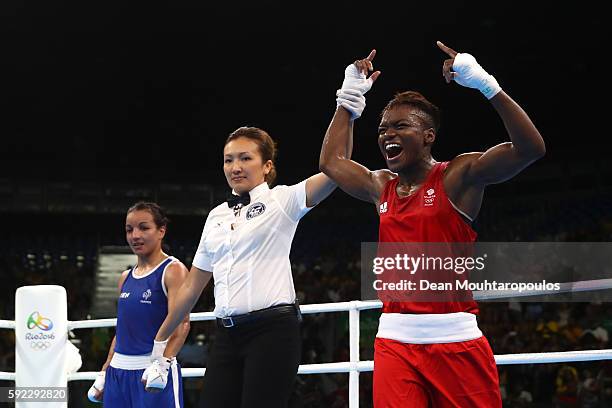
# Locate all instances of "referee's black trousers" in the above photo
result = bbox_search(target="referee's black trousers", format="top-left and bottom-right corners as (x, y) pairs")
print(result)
(199, 311), (301, 408)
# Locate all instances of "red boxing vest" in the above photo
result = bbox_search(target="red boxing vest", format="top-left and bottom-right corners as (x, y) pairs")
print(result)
(378, 161), (479, 315)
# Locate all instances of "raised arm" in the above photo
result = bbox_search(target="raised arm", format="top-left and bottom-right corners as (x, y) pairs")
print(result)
(438, 41), (545, 187)
(319, 51), (391, 204)
(304, 173), (336, 208)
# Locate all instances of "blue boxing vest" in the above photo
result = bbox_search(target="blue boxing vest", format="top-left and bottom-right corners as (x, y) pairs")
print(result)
(115, 257), (174, 355)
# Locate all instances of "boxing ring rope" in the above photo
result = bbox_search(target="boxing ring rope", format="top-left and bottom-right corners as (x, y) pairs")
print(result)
(3, 278), (612, 407)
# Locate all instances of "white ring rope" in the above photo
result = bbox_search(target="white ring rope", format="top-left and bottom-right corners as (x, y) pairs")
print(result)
(2, 278), (612, 400)
(7, 348), (612, 383)
(62, 349), (612, 381)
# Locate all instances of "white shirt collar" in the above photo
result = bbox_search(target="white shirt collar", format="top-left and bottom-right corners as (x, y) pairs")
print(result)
(232, 181), (270, 202)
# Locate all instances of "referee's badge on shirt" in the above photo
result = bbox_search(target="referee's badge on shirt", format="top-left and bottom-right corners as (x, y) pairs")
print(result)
(246, 202), (266, 220)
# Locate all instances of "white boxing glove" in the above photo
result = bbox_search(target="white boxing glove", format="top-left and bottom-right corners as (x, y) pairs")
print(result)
(142, 357), (172, 393)
(452, 53), (502, 99)
(87, 371), (105, 403)
(337, 63), (376, 120)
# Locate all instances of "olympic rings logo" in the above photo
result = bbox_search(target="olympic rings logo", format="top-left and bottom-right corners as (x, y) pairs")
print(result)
(29, 341), (51, 350)
(27, 311), (54, 331)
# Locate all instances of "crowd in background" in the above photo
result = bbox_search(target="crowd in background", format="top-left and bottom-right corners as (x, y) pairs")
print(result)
(1, 186), (612, 407)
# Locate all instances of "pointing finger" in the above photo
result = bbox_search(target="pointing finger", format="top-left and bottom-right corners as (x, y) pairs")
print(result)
(436, 41), (457, 58)
(366, 49), (377, 62)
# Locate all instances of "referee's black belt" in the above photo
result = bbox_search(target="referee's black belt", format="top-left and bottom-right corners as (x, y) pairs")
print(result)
(216, 303), (300, 328)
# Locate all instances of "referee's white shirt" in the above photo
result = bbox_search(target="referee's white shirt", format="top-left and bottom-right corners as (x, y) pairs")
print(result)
(192, 181), (312, 318)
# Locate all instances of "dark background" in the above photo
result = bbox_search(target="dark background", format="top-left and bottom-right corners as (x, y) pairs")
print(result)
(2, 0), (610, 276)
(2, 3), (612, 407)
(0, 1), (607, 187)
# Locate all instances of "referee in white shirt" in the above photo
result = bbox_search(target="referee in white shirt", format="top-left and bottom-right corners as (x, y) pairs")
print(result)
(145, 126), (340, 407)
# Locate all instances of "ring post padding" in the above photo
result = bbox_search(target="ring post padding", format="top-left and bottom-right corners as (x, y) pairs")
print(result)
(15, 285), (68, 408)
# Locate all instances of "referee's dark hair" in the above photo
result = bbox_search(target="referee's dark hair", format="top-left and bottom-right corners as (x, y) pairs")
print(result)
(226, 126), (278, 186)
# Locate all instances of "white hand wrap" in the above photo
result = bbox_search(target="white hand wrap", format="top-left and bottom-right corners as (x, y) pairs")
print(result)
(151, 338), (168, 360)
(336, 64), (375, 120)
(87, 371), (105, 403)
(340, 64), (375, 95)
(336, 88), (366, 120)
(142, 338), (171, 393)
(142, 357), (172, 393)
(452, 53), (501, 99)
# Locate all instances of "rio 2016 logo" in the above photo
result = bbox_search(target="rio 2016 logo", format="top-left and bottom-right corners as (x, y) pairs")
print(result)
(27, 311), (54, 331)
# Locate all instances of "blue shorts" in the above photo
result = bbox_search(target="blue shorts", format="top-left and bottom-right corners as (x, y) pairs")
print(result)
(104, 360), (183, 407)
